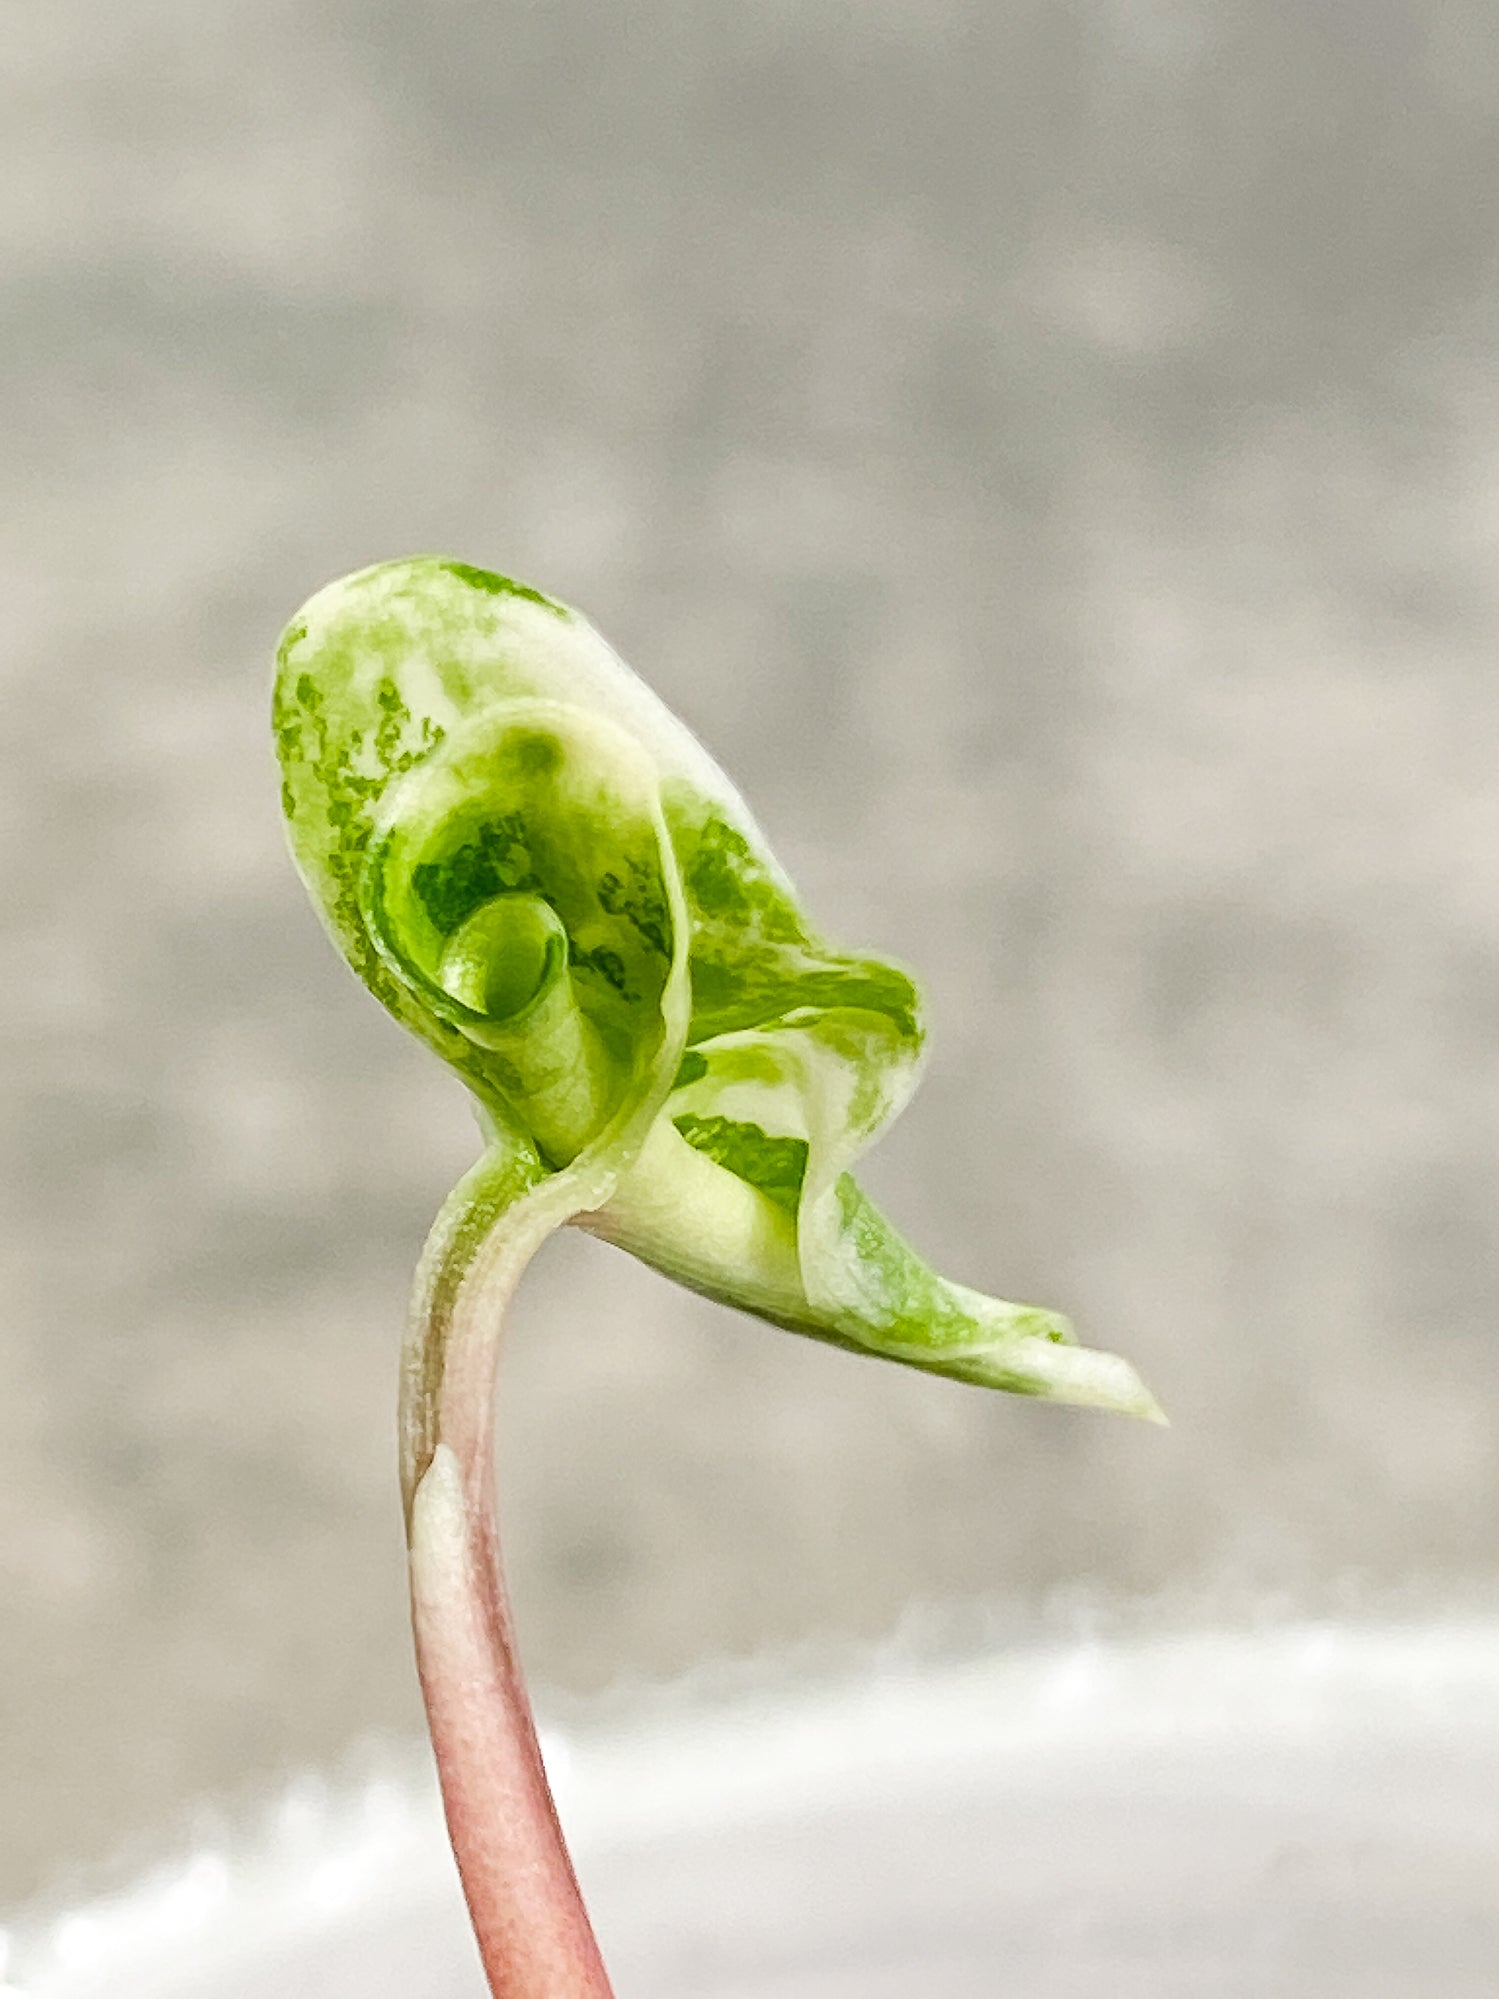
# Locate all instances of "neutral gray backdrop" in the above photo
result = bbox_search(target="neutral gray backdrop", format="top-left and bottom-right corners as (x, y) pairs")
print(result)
(4, 0), (1497, 1906)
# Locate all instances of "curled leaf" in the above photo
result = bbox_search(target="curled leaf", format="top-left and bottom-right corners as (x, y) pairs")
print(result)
(275, 555), (1161, 1428)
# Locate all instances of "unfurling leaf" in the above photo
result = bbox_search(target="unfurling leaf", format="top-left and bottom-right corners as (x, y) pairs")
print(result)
(274, 556), (1160, 1433)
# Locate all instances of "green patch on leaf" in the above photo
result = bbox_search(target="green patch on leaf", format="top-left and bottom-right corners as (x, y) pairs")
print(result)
(688, 951), (920, 1043)
(598, 858), (671, 958)
(441, 562), (568, 617)
(685, 819), (806, 942)
(410, 816), (542, 935)
(673, 1113), (809, 1219)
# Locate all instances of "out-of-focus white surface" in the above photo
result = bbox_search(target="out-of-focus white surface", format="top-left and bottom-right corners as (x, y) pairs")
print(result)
(8, 1617), (1498, 1997)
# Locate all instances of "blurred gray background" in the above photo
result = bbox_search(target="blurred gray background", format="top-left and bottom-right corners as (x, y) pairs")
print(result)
(4, 0), (1497, 1908)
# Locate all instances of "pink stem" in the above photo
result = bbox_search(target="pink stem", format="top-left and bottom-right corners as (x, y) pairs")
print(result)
(402, 1170), (615, 1999)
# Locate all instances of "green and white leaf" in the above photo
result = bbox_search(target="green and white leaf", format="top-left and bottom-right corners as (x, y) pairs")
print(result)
(274, 557), (1160, 1421)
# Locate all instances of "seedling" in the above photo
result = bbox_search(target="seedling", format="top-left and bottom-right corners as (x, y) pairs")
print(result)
(273, 558), (1160, 1996)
